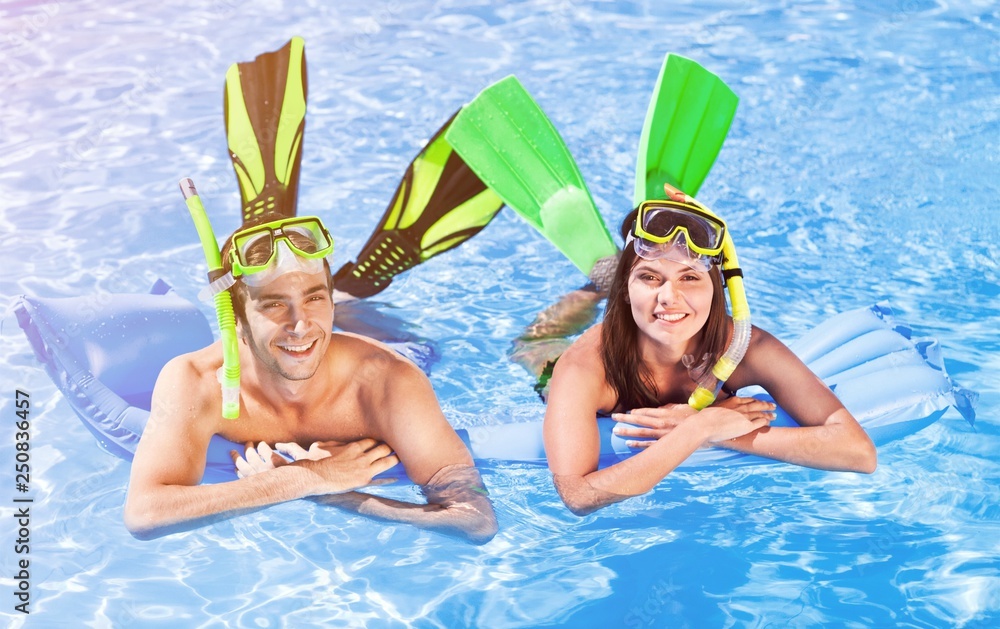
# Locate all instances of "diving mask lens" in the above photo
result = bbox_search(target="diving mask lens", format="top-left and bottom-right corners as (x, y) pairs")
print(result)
(634, 200), (726, 255)
(231, 216), (334, 286)
(631, 200), (727, 269)
(632, 233), (713, 271)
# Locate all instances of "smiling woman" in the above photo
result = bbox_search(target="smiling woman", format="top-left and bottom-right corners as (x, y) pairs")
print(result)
(542, 188), (879, 516)
(625, 260), (718, 361)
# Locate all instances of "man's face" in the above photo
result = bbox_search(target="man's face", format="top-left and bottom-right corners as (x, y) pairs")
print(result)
(240, 270), (334, 382)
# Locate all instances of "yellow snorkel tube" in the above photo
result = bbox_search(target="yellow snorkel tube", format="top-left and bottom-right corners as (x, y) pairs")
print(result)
(179, 178), (241, 420)
(683, 195), (751, 411)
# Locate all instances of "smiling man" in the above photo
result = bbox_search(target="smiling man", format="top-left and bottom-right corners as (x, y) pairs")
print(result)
(123, 215), (498, 543)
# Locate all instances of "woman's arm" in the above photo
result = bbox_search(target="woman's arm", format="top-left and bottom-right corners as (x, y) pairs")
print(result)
(550, 410), (771, 515)
(543, 330), (770, 515)
(718, 328), (877, 473)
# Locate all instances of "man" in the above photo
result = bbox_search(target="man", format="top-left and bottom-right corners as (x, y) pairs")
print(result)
(123, 216), (498, 543)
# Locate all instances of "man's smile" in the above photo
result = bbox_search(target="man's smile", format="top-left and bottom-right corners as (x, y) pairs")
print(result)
(276, 339), (318, 355)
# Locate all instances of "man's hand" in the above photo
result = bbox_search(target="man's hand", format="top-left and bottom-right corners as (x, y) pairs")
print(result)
(232, 441), (289, 478)
(232, 439), (400, 495)
(274, 440), (366, 462)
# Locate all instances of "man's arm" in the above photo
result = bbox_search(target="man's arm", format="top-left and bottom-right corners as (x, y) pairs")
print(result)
(123, 356), (397, 539)
(256, 359), (498, 544)
(338, 359), (497, 543)
(309, 464), (497, 544)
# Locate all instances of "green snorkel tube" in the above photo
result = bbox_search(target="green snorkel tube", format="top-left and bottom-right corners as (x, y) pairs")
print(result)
(179, 178), (241, 420)
(680, 193), (751, 411)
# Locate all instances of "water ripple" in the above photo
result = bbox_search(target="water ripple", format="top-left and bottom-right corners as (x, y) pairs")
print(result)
(3, 0), (998, 626)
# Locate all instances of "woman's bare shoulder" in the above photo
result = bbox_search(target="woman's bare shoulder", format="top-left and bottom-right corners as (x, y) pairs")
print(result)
(569, 323), (604, 353)
(728, 325), (803, 389)
(549, 324), (616, 411)
(556, 324), (604, 371)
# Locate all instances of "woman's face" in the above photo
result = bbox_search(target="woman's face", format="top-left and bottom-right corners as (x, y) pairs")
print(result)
(626, 257), (715, 353)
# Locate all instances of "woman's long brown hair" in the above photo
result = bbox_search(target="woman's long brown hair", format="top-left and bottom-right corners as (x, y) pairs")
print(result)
(600, 209), (730, 411)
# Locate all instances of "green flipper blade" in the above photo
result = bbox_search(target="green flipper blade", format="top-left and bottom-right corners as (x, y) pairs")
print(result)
(225, 37), (307, 224)
(634, 54), (738, 205)
(333, 111), (504, 298)
(445, 75), (617, 277)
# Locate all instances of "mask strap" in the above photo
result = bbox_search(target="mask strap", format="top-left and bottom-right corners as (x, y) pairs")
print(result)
(198, 272), (237, 303)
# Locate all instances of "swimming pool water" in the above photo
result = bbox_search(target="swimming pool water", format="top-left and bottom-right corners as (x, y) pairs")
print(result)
(1, 0), (998, 626)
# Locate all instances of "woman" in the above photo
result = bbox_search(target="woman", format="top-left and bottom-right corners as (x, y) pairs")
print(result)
(540, 185), (877, 515)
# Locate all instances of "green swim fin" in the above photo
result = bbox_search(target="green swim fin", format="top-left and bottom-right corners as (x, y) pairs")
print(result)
(633, 54), (738, 205)
(332, 112), (504, 298)
(444, 75), (618, 278)
(225, 37), (307, 224)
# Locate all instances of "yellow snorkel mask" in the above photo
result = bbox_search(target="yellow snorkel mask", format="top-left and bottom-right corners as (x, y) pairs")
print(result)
(629, 188), (752, 410)
(629, 198), (727, 271)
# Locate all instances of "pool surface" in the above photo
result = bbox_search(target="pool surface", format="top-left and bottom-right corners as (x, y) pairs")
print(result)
(1, 0), (998, 627)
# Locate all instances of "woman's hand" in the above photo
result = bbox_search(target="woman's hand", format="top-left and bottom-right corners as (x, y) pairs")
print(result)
(713, 395), (777, 421)
(613, 402), (772, 449)
(611, 404), (698, 447)
(697, 407), (772, 445)
(663, 182), (688, 202)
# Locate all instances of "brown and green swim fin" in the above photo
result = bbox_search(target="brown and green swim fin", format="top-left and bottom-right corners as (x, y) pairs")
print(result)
(224, 36), (307, 224)
(333, 111), (504, 298)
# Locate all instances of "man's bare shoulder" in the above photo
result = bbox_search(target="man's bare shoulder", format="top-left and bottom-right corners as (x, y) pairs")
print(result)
(331, 332), (423, 377)
(330, 335), (470, 482)
(153, 342), (223, 410)
(136, 342), (221, 475)
(158, 341), (222, 380)
(329, 332), (439, 421)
